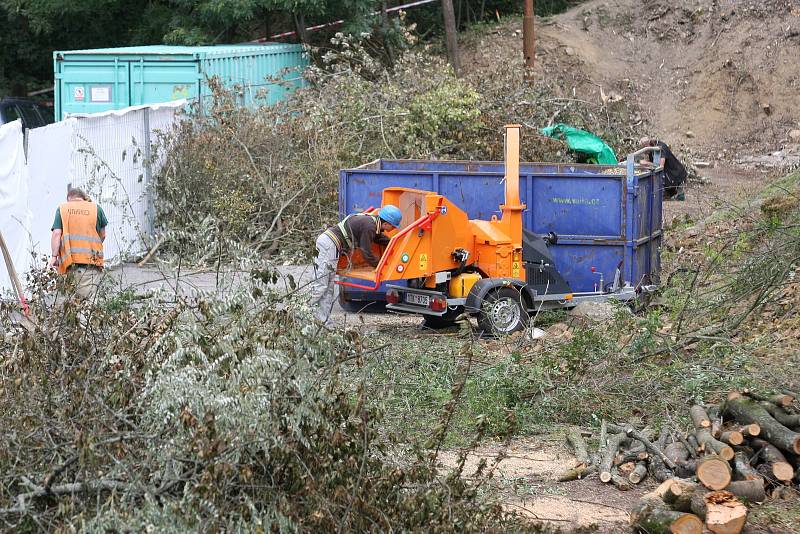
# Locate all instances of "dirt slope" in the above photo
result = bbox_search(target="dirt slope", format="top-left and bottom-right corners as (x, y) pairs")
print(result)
(462, 0), (799, 224)
(465, 0), (800, 158)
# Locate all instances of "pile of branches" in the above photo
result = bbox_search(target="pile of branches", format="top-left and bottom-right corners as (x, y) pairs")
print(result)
(562, 389), (800, 533)
(0, 269), (528, 532)
(153, 26), (644, 264)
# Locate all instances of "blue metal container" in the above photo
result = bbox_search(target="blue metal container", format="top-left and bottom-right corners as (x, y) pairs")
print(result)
(54, 44), (307, 120)
(339, 159), (663, 302)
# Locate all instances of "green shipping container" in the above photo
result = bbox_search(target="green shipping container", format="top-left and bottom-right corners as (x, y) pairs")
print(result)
(53, 44), (307, 120)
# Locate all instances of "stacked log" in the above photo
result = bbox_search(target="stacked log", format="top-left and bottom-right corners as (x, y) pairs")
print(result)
(560, 389), (800, 534)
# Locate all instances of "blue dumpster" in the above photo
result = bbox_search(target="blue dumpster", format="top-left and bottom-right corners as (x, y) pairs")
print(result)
(338, 159), (663, 304)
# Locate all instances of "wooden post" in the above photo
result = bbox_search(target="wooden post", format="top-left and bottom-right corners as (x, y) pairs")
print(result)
(523, 0), (535, 80)
(441, 0), (461, 75)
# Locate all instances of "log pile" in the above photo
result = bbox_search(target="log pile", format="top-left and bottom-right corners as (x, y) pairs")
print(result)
(560, 390), (800, 534)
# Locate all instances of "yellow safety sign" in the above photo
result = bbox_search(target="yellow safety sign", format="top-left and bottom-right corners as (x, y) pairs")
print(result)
(512, 261), (520, 278)
(419, 253), (428, 271)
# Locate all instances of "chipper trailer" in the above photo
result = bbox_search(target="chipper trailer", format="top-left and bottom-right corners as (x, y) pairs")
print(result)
(335, 125), (658, 336)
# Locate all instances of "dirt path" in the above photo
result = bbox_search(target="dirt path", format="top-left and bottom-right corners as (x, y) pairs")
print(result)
(439, 438), (648, 531)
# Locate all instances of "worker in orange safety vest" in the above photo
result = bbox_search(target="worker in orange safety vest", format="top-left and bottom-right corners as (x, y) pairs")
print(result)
(49, 187), (108, 299)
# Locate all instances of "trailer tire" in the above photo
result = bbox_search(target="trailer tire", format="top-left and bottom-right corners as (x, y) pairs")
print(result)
(477, 287), (529, 336)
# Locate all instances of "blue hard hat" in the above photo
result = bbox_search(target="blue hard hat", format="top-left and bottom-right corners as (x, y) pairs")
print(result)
(378, 205), (402, 227)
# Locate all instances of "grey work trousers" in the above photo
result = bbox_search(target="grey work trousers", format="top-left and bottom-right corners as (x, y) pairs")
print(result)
(310, 233), (339, 324)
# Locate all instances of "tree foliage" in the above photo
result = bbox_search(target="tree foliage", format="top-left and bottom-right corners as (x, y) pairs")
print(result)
(1, 0), (588, 94)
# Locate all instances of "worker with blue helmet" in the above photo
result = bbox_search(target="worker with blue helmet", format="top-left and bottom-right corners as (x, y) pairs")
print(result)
(310, 204), (401, 326)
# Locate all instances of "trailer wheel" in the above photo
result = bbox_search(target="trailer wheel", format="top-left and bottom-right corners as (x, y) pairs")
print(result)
(477, 287), (529, 336)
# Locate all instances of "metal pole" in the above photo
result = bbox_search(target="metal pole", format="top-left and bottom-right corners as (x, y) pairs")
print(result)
(523, 0), (535, 79)
(142, 108), (155, 236)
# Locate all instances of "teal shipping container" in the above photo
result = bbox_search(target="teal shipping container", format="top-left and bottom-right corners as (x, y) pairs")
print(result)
(53, 44), (307, 120)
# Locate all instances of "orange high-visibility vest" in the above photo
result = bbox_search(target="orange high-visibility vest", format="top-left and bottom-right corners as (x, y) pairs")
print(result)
(58, 200), (104, 274)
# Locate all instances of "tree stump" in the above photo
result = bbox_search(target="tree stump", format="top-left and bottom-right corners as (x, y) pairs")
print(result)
(703, 491), (747, 534)
(696, 455), (732, 490)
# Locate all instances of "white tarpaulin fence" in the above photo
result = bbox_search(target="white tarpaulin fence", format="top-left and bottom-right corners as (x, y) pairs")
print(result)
(0, 120), (33, 294)
(0, 100), (185, 294)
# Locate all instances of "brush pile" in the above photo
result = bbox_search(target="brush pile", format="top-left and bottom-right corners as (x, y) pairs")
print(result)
(562, 389), (800, 533)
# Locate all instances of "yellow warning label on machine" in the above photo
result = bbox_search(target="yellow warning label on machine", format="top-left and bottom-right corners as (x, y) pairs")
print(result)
(512, 261), (520, 278)
(419, 253), (428, 271)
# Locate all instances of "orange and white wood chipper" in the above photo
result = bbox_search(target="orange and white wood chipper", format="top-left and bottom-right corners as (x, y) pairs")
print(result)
(335, 125), (637, 335)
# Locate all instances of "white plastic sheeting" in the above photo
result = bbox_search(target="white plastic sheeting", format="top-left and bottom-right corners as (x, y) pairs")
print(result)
(66, 100), (185, 265)
(0, 120), (32, 294)
(25, 120), (73, 262)
(0, 101), (185, 294)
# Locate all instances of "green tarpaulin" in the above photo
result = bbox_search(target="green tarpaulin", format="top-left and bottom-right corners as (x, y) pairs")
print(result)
(540, 123), (617, 165)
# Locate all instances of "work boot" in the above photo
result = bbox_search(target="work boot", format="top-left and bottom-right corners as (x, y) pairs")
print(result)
(674, 186), (686, 201)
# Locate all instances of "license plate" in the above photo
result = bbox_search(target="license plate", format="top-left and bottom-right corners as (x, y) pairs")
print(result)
(405, 293), (430, 306)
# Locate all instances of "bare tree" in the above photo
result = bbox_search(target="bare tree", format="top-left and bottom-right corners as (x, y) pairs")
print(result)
(441, 0), (461, 75)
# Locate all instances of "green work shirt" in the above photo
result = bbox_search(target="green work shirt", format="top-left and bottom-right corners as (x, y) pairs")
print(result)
(52, 204), (109, 234)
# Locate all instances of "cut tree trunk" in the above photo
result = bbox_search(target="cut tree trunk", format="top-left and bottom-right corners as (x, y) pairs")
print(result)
(615, 450), (649, 466)
(631, 499), (703, 534)
(598, 420), (607, 452)
(665, 441), (696, 477)
(665, 442), (690, 465)
(725, 479), (766, 503)
(719, 431), (744, 446)
(560, 427), (595, 481)
(629, 461), (648, 484)
(695, 428), (734, 460)
(663, 479), (702, 512)
(690, 405), (712, 429)
(600, 433), (626, 482)
(732, 451), (763, 481)
(702, 491), (748, 534)
(677, 432), (700, 459)
(608, 423), (678, 470)
(558, 463), (596, 482)
(708, 405), (723, 438)
(647, 429), (674, 482)
(611, 469), (632, 490)
(723, 397), (800, 455)
(743, 389), (794, 408)
(738, 424), (761, 437)
(750, 438), (794, 482)
(687, 434), (702, 455)
(566, 427), (590, 464)
(696, 454), (732, 490)
(759, 402), (800, 428)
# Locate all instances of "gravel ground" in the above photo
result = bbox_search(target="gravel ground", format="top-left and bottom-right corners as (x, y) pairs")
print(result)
(103, 262), (422, 330)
